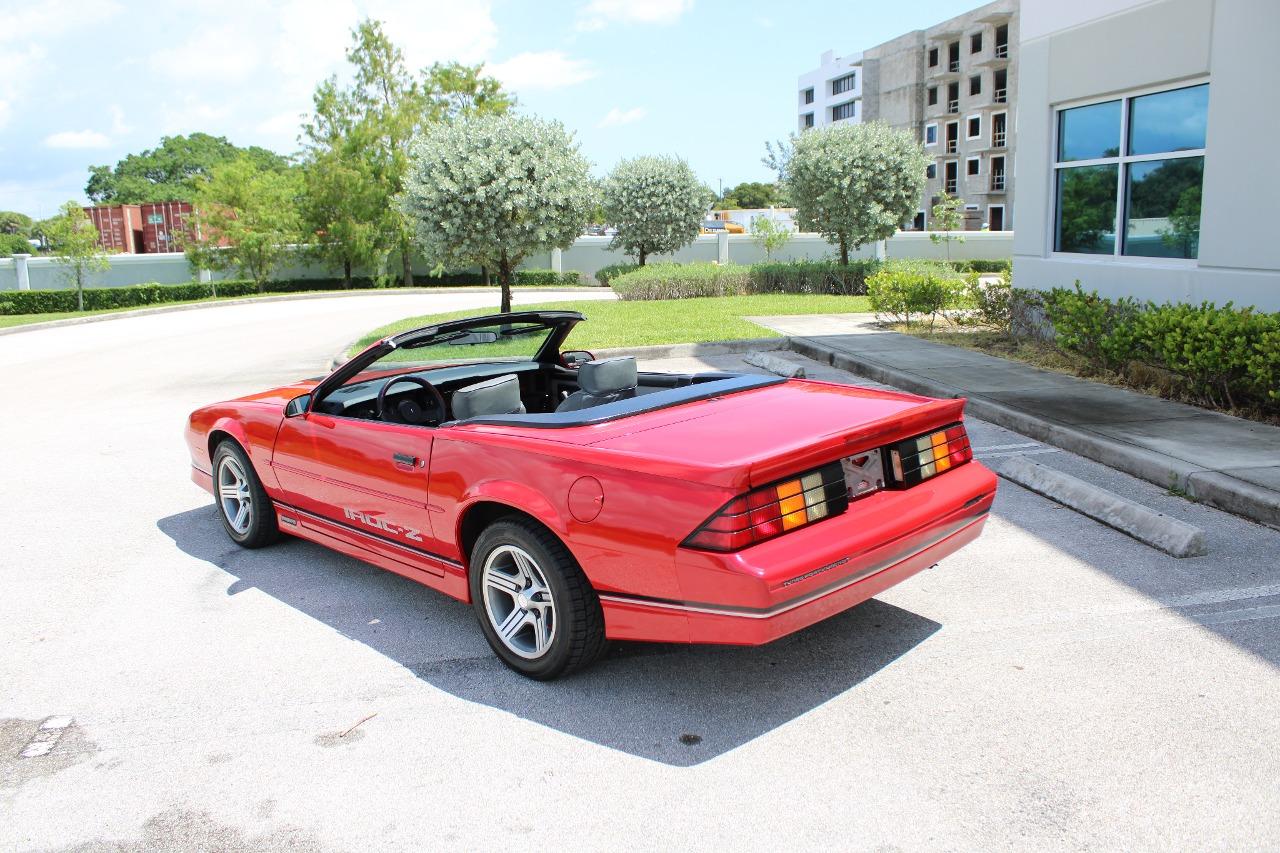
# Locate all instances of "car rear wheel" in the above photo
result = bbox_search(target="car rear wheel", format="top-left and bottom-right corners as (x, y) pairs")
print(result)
(470, 518), (607, 680)
(213, 440), (280, 549)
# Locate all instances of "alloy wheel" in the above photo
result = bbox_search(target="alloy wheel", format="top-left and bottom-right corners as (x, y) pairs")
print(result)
(481, 545), (556, 660)
(217, 456), (253, 535)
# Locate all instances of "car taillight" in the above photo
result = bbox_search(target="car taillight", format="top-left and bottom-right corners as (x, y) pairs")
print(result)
(887, 423), (972, 487)
(683, 462), (850, 552)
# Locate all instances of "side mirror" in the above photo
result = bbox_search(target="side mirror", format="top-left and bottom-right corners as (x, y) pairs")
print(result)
(561, 350), (594, 368)
(284, 394), (311, 418)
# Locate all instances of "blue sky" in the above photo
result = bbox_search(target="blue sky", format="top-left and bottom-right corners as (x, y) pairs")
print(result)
(1, 0), (980, 218)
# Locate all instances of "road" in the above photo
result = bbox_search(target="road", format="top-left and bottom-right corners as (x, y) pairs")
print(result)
(1, 292), (1277, 851)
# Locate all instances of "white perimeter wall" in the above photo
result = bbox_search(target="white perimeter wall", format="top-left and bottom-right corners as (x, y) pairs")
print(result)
(0, 231), (1014, 292)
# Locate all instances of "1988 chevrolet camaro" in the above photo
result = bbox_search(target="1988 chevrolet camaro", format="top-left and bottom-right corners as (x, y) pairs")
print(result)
(186, 311), (997, 679)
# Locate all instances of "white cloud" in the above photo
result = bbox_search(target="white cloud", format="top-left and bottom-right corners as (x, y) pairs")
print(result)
(159, 98), (232, 136)
(256, 110), (306, 141)
(109, 105), (132, 136)
(487, 51), (595, 92)
(44, 130), (112, 150)
(147, 26), (263, 82)
(598, 107), (646, 128)
(576, 0), (692, 31)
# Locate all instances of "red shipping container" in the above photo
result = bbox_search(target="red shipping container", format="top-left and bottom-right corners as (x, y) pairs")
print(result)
(83, 205), (144, 253)
(139, 201), (195, 254)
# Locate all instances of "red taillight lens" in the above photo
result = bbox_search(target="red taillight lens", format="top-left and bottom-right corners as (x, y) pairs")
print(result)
(887, 422), (972, 487)
(683, 462), (850, 552)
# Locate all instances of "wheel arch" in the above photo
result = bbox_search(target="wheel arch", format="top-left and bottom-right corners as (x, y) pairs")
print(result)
(456, 486), (568, 567)
(207, 418), (251, 465)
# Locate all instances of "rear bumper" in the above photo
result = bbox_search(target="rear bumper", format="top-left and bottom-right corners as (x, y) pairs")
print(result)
(600, 460), (996, 645)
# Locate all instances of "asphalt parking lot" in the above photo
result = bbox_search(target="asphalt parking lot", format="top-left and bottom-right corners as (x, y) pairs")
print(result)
(1, 293), (1277, 851)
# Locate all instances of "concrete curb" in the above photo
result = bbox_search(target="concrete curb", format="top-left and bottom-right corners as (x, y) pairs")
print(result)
(788, 335), (1279, 531)
(744, 350), (807, 378)
(997, 456), (1207, 558)
(0, 286), (608, 338)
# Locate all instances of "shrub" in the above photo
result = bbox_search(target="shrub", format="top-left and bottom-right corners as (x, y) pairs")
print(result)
(0, 233), (32, 257)
(594, 263), (640, 286)
(609, 263), (750, 301)
(950, 259), (1012, 274)
(961, 271), (1013, 334)
(1041, 282), (1141, 373)
(867, 260), (967, 327)
(747, 260), (878, 296)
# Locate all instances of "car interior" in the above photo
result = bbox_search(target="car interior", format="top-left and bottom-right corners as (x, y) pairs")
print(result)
(313, 355), (746, 427)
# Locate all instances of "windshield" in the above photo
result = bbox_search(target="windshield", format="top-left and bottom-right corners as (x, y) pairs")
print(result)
(345, 319), (558, 383)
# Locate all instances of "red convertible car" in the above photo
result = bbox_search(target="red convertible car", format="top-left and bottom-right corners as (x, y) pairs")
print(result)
(186, 311), (996, 679)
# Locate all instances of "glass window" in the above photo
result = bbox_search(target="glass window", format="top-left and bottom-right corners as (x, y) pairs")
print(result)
(1055, 165), (1118, 254)
(832, 101), (858, 122)
(1128, 84), (1209, 155)
(1057, 99), (1121, 161)
(925, 124), (938, 145)
(926, 162), (937, 179)
(803, 88), (814, 105)
(1124, 157), (1203, 258)
(832, 73), (857, 95)
(802, 112), (814, 128)
(927, 86), (938, 106)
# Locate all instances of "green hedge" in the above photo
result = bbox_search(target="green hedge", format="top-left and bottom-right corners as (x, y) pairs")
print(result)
(867, 260), (969, 326)
(1037, 283), (1280, 411)
(748, 260), (879, 296)
(0, 269), (585, 315)
(609, 263), (751, 300)
(949, 259), (1011, 274)
(594, 263), (640, 286)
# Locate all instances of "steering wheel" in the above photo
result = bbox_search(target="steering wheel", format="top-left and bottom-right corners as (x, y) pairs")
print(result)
(376, 375), (446, 425)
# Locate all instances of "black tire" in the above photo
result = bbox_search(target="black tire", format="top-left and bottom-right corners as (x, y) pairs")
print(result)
(212, 440), (281, 549)
(469, 517), (608, 680)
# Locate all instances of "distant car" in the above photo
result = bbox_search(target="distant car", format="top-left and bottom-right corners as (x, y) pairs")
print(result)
(584, 225), (606, 236)
(186, 311), (997, 679)
(700, 219), (745, 234)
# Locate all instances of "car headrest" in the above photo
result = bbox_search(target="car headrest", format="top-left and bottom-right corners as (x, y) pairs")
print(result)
(451, 374), (524, 420)
(578, 356), (637, 396)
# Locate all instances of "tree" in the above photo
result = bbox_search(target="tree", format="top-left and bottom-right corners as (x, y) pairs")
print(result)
(402, 113), (595, 313)
(186, 158), (302, 292)
(0, 211), (33, 235)
(762, 136), (794, 183)
(602, 155), (714, 266)
(929, 193), (966, 261)
(43, 202), (108, 310)
(715, 181), (781, 210)
(0, 234), (32, 257)
(749, 215), (793, 259)
(786, 123), (929, 264)
(304, 20), (515, 287)
(86, 133), (289, 203)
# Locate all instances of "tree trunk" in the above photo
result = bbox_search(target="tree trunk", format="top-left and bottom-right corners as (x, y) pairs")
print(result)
(481, 265), (490, 286)
(343, 258), (353, 289)
(498, 254), (513, 314)
(839, 236), (849, 266)
(638, 247), (647, 267)
(401, 237), (414, 287)
(76, 270), (84, 312)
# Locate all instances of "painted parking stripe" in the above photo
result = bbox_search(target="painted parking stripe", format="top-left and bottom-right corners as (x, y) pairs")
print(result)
(20, 716), (73, 758)
(971, 442), (1041, 451)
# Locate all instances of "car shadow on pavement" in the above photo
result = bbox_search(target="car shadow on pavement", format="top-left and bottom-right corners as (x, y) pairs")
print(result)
(158, 507), (940, 767)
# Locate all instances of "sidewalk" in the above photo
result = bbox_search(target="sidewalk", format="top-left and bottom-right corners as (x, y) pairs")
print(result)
(754, 313), (1280, 530)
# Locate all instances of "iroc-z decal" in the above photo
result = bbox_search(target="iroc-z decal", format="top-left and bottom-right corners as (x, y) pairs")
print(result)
(343, 508), (424, 542)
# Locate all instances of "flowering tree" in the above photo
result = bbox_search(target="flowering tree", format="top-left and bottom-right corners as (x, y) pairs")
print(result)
(402, 113), (594, 312)
(787, 123), (929, 264)
(602, 155), (713, 265)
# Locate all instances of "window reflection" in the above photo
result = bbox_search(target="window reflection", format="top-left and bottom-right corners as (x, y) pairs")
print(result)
(1128, 84), (1209, 156)
(1057, 100), (1121, 161)
(1124, 157), (1203, 259)
(1056, 165), (1118, 254)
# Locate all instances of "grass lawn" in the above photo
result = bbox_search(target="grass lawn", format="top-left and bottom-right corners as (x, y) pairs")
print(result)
(349, 294), (872, 357)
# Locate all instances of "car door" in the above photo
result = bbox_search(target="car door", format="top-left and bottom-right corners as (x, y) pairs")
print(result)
(270, 412), (447, 576)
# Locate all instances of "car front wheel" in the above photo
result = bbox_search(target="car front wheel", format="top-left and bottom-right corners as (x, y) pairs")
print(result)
(212, 440), (280, 549)
(470, 518), (607, 680)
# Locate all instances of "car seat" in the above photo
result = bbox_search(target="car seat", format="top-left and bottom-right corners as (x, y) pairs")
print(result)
(556, 356), (638, 413)
(451, 374), (526, 420)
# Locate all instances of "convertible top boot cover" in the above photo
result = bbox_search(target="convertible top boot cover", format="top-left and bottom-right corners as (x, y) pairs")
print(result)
(557, 356), (639, 413)
(452, 374), (526, 420)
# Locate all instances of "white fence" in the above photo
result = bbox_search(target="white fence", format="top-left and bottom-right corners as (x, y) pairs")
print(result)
(0, 231), (1013, 292)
